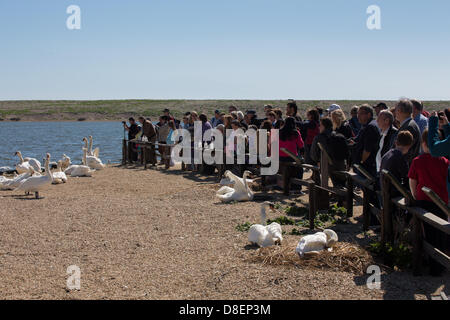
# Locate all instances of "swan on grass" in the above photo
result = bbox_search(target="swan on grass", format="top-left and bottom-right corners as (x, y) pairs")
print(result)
(295, 229), (338, 258)
(15, 153), (52, 199)
(52, 160), (68, 184)
(15, 151), (41, 174)
(216, 171), (254, 203)
(248, 202), (283, 248)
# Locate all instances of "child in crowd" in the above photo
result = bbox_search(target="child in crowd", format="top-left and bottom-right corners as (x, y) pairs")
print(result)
(408, 129), (449, 276)
(380, 131), (413, 195)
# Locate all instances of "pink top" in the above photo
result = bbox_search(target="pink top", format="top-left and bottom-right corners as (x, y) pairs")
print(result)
(279, 132), (304, 158)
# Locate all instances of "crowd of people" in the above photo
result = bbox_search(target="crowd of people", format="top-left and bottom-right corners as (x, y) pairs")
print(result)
(122, 101), (449, 275)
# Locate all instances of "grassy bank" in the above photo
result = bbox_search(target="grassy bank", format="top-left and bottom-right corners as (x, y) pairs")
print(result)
(1, 99), (449, 121)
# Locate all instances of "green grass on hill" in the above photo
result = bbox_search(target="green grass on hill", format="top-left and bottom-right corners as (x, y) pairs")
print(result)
(0, 99), (449, 120)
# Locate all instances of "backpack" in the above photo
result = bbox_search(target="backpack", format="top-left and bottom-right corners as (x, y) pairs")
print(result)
(326, 132), (349, 162)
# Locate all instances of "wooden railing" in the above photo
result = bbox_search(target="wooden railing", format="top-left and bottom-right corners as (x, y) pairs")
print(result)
(381, 169), (450, 276)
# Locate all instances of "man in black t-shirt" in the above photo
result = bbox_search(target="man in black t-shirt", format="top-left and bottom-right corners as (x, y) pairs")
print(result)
(350, 105), (380, 177)
(123, 117), (141, 161)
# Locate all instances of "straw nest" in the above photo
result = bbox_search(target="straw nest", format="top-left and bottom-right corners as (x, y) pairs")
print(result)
(247, 240), (375, 275)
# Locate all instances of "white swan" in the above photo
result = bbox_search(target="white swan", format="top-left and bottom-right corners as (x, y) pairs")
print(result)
(52, 160), (68, 184)
(60, 154), (72, 171)
(248, 202), (283, 247)
(15, 151), (41, 173)
(15, 153), (53, 199)
(89, 136), (100, 158)
(296, 229), (339, 258)
(1, 167), (39, 190)
(66, 151), (95, 177)
(82, 146), (105, 170)
(216, 171), (254, 203)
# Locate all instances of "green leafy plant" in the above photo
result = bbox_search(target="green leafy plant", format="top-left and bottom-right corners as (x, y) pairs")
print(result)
(235, 222), (252, 232)
(328, 204), (347, 217)
(367, 241), (412, 269)
(285, 206), (309, 217)
(267, 216), (296, 225)
(289, 228), (304, 236)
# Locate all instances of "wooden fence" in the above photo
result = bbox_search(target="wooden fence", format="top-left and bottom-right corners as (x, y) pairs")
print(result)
(122, 137), (450, 276)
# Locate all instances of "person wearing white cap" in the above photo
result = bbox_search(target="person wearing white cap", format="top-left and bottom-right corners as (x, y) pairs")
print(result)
(326, 104), (341, 116)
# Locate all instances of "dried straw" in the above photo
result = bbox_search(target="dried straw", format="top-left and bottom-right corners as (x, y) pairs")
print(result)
(247, 241), (375, 275)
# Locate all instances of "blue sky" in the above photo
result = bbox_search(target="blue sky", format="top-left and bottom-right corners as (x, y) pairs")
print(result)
(1, 0), (450, 100)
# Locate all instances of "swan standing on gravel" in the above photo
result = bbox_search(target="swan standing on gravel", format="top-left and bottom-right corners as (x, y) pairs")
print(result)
(216, 171), (254, 203)
(52, 160), (68, 184)
(296, 229), (338, 258)
(15, 153), (52, 199)
(88, 136), (100, 158)
(248, 202), (283, 248)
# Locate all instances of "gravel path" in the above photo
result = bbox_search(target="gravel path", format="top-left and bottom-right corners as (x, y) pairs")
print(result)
(0, 165), (448, 300)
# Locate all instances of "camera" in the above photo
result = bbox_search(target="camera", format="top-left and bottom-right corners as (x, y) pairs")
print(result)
(122, 121), (126, 124)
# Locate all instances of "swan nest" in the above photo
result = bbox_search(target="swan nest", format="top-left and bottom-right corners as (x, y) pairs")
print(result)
(247, 241), (375, 275)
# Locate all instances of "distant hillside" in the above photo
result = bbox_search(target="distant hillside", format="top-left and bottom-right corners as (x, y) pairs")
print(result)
(0, 99), (448, 121)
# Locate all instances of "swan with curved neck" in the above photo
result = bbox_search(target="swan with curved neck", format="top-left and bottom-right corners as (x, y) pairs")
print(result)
(52, 160), (68, 184)
(83, 146), (105, 170)
(296, 229), (339, 257)
(248, 202), (283, 247)
(15, 151), (41, 174)
(15, 153), (52, 199)
(89, 136), (100, 158)
(216, 171), (254, 203)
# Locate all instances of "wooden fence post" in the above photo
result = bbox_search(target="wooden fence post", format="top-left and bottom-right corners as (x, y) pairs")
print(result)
(345, 173), (354, 217)
(282, 163), (291, 196)
(308, 182), (316, 229)
(143, 144), (148, 170)
(317, 146), (330, 210)
(122, 139), (127, 165)
(362, 186), (371, 231)
(412, 214), (424, 276)
(381, 173), (394, 244)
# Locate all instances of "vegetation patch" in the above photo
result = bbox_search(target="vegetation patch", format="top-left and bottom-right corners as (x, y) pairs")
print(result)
(367, 241), (412, 270)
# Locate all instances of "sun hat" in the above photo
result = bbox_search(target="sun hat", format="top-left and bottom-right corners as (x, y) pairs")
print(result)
(327, 104), (341, 113)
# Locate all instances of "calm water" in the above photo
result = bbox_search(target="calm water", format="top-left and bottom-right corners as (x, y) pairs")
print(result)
(0, 121), (124, 168)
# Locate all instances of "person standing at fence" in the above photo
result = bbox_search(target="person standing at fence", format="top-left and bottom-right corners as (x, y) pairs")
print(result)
(408, 129), (449, 276)
(411, 99), (428, 134)
(331, 109), (354, 139)
(286, 100), (302, 123)
(123, 117), (141, 162)
(279, 117), (305, 194)
(139, 117), (157, 166)
(350, 105), (380, 177)
(158, 116), (170, 165)
(379, 131), (413, 196)
(375, 110), (398, 173)
(210, 110), (223, 128)
(311, 117), (349, 188)
(428, 110), (450, 210)
(301, 109), (320, 165)
(349, 106), (361, 137)
(394, 99), (422, 165)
